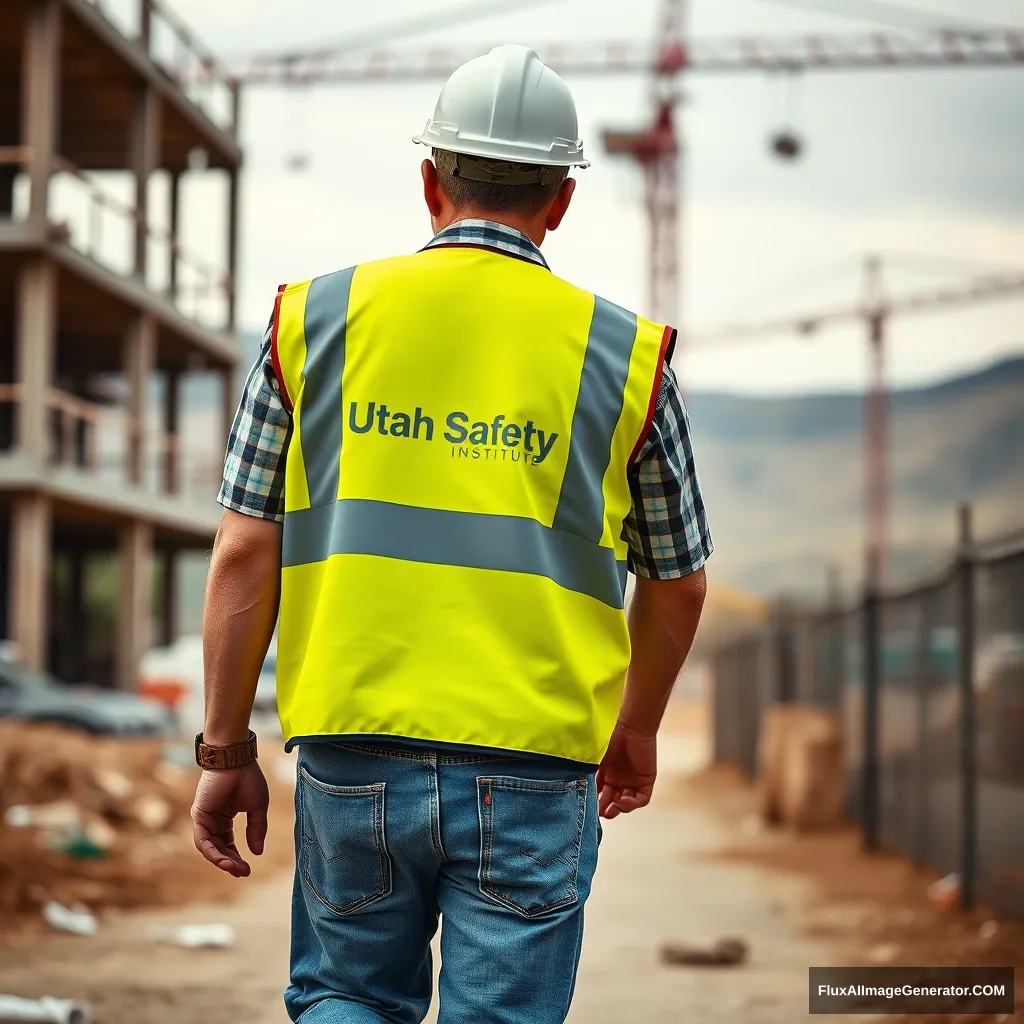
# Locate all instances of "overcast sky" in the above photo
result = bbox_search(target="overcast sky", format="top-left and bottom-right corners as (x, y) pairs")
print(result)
(150, 0), (1023, 394)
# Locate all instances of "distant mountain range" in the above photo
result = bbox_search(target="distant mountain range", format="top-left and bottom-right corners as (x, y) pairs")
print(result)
(684, 355), (1024, 599)
(175, 347), (1024, 631)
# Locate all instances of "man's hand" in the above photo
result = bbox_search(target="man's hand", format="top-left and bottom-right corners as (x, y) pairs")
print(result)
(597, 721), (657, 820)
(191, 762), (270, 878)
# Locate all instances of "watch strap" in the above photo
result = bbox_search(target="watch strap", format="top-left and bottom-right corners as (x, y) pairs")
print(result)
(195, 731), (258, 770)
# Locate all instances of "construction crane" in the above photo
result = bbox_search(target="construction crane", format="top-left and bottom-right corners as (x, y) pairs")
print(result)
(686, 265), (1024, 586)
(214, 5), (1023, 583)
(224, 17), (1024, 332)
(602, 0), (687, 337)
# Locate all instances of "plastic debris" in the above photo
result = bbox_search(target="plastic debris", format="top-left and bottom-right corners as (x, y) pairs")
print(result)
(91, 768), (133, 802)
(4, 806), (32, 829)
(659, 936), (749, 967)
(131, 795), (172, 831)
(5, 803), (80, 831)
(41, 901), (97, 937)
(83, 818), (116, 851)
(150, 923), (237, 949)
(50, 831), (108, 861)
(0, 994), (91, 1024)
(927, 873), (961, 910)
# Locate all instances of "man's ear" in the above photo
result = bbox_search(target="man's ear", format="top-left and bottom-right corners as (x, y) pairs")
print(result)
(545, 177), (576, 232)
(422, 159), (444, 217)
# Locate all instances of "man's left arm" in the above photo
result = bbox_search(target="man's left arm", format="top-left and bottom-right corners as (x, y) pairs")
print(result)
(192, 315), (291, 877)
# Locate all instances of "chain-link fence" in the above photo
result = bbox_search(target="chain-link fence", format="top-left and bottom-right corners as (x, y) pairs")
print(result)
(709, 507), (1024, 920)
(975, 548), (1024, 919)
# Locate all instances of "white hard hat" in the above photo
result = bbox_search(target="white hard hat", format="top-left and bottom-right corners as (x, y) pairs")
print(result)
(413, 44), (589, 169)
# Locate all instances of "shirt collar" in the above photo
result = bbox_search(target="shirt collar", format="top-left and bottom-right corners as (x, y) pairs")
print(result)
(423, 219), (550, 270)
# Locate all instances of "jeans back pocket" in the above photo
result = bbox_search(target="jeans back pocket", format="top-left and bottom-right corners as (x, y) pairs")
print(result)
(298, 766), (392, 916)
(477, 775), (587, 919)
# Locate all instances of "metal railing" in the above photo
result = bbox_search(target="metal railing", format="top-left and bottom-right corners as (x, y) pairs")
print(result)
(147, 0), (239, 134)
(0, 384), (222, 501)
(710, 505), (1024, 921)
(84, 0), (239, 136)
(0, 383), (102, 470)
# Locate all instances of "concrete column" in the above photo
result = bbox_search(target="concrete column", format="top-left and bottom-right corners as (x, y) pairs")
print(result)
(221, 367), (235, 451)
(159, 547), (178, 647)
(22, 0), (61, 226)
(0, 516), (8, 642)
(131, 87), (161, 278)
(68, 546), (86, 682)
(163, 369), (180, 493)
(8, 494), (51, 671)
(124, 314), (155, 486)
(168, 171), (180, 302)
(226, 81), (242, 330)
(227, 168), (240, 331)
(116, 520), (152, 689)
(138, 0), (153, 49)
(0, 167), (16, 218)
(15, 259), (57, 464)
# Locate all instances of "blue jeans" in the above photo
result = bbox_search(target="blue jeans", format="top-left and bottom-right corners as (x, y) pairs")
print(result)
(285, 741), (600, 1024)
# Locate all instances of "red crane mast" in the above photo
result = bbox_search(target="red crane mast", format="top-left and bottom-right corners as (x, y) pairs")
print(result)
(686, 268), (1024, 585)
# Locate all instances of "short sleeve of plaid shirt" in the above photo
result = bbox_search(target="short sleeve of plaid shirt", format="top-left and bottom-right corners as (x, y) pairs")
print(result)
(219, 316), (713, 581)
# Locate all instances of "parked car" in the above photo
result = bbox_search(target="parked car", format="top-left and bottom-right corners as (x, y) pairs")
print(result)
(0, 658), (177, 737)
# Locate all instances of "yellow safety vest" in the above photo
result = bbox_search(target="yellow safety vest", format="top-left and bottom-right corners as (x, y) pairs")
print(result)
(272, 245), (670, 764)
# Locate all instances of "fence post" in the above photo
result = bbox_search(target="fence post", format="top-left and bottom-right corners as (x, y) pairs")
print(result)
(957, 503), (977, 911)
(826, 565), (843, 709)
(711, 646), (724, 765)
(911, 596), (930, 864)
(773, 598), (796, 703)
(862, 570), (881, 851)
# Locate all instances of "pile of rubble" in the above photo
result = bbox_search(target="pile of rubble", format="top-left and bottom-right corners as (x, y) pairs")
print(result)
(0, 721), (226, 921)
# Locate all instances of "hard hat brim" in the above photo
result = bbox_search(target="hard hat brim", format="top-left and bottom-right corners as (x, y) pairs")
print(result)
(412, 132), (590, 170)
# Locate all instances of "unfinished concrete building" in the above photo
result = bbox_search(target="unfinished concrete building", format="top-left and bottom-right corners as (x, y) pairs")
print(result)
(0, 0), (239, 686)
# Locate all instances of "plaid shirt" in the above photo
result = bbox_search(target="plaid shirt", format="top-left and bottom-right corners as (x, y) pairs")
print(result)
(219, 220), (712, 579)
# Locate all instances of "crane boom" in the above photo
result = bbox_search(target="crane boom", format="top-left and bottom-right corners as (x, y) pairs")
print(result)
(687, 273), (1024, 348)
(683, 266), (1024, 589)
(228, 30), (1023, 85)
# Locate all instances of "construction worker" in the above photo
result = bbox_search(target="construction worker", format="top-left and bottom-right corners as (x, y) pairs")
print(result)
(192, 44), (711, 1024)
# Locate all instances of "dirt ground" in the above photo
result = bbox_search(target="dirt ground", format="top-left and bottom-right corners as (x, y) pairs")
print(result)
(672, 764), (1024, 1023)
(0, 721), (297, 922)
(0, 705), (1019, 1023)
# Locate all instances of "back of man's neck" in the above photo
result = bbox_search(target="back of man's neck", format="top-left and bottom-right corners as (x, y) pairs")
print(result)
(440, 210), (545, 247)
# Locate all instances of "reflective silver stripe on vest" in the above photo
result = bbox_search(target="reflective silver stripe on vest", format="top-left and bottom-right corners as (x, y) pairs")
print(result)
(300, 267), (356, 507)
(283, 499), (628, 609)
(552, 297), (638, 542)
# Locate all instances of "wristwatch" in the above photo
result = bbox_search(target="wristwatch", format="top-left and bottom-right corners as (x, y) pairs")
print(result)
(194, 731), (258, 770)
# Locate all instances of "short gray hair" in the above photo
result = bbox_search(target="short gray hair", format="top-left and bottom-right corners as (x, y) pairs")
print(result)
(433, 148), (568, 216)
